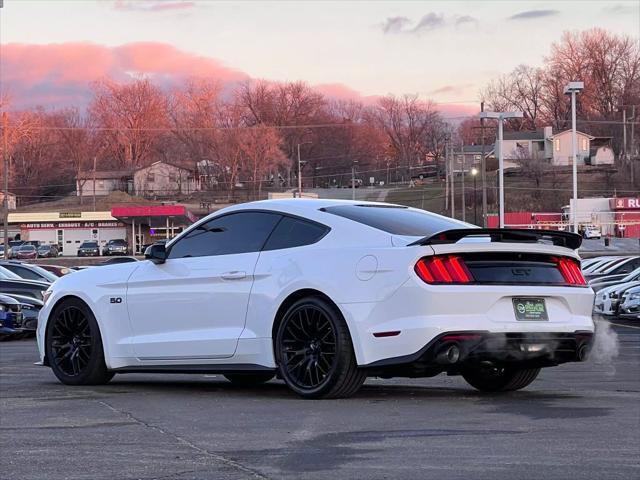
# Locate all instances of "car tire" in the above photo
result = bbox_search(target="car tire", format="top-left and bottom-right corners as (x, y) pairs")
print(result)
(45, 297), (114, 386)
(275, 296), (366, 399)
(224, 372), (275, 386)
(462, 365), (540, 392)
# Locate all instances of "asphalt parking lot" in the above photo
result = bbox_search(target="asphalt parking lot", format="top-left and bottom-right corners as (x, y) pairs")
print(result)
(1, 319), (639, 480)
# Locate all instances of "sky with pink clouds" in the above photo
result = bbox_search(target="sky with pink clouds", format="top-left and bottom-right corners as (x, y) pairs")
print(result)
(0, 0), (638, 116)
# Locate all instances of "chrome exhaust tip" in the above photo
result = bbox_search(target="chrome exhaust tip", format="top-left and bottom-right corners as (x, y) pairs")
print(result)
(436, 344), (461, 364)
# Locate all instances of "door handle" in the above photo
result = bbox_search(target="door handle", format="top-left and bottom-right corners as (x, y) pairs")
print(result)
(221, 271), (247, 280)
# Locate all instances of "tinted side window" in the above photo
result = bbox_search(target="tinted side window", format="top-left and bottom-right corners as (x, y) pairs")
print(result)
(263, 217), (329, 251)
(168, 212), (281, 259)
(6, 265), (40, 281)
(323, 205), (471, 236)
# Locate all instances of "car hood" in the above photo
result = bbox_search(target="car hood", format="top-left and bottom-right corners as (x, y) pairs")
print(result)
(51, 260), (142, 292)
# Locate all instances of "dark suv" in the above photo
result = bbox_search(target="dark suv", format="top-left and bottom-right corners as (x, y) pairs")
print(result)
(77, 241), (100, 257)
(102, 239), (129, 256)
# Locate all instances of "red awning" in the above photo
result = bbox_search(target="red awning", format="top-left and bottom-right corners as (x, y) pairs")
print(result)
(111, 205), (198, 226)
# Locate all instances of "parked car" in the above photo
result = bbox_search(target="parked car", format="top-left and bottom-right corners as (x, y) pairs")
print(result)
(0, 278), (49, 301)
(619, 286), (640, 319)
(0, 294), (24, 338)
(594, 280), (640, 316)
(585, 256), (640, 280)
(0, 261), (58, 283)
(589, 267), (640, 292)
(583, 256), (627, 274)
(77, 241), (100, 257)
(0, 244), (12, 258)
(582, 225), (602, 239)
(37, 244), (60, 258)
(102, 239), (129, 256)
(15, 244), (38, 260)
(100, 256), (138, 265)
(1, 293), (42, 332)
(38, 199), (594, 399)
(38, 264), (72, 277)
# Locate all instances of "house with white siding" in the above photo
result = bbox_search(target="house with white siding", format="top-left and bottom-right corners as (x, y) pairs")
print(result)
(132, 161), (198, 197)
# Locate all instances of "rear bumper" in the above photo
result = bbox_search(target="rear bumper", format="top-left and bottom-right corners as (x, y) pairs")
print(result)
(363, 330), (594, 377)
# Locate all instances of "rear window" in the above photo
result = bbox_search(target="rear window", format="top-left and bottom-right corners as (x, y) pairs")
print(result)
(322, 205), (471, 237)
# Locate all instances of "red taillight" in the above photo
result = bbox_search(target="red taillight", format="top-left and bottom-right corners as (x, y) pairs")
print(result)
(555, 257), (586, 285)
(414, 255), (473, 284)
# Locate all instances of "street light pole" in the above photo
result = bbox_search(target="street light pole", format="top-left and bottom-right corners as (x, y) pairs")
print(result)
(480, 110), (524, 228)
(564, 82), (584, 234)
(570, 90), (578, 234)
(471, 167), (478, 226)
(497, 118), (505, 227)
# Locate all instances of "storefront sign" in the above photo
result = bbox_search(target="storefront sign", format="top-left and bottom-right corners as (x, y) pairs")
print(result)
(21, 221), (126, 230)
(610, 198), (640, 210)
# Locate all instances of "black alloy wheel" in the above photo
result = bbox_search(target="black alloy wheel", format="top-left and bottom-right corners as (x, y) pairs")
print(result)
(46, 298), (114, 385)
(50, 306), (92, 377)
(276, 296), (365, 399)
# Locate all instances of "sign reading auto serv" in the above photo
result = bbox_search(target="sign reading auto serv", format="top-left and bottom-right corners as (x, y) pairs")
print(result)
(21, 221), (126, 229)
(610, 198), (640, 210)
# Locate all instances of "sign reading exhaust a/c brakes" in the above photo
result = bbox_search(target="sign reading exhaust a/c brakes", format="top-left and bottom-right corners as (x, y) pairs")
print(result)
(512, 298), (548, 321)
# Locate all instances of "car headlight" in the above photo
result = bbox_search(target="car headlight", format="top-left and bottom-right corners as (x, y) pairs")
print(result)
(43, 288), (53, 305)
(629, 293), (640, 300)
(0, 305), (6, 312)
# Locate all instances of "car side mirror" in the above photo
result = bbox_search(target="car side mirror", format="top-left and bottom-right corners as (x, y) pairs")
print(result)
(145, 243), (167, 264)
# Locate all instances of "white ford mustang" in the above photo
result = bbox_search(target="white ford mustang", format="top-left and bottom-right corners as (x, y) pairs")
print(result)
(37, 199), (595, 398)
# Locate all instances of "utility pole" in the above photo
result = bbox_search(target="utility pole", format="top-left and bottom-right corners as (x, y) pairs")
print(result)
(480, 101), (487, 227)
(622, 107), (627, 164)
(93, 155), (97, 212)
(2, 112), (8, 259)
(297, 143), (302, 198)
(444, 141), (449, 212)
(351, 161), (358, 200)
(631, 105), (636, 184)
(460, 142), (466, 222)
(449, 135), (455, 219)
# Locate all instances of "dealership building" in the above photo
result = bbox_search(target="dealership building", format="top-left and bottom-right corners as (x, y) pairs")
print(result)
(8, 204), (198, 256)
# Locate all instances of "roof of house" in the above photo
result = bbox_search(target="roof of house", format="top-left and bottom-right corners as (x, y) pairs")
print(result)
(462, 144), (495, 154)
(550, 129), (595, 140)
(502, 130), (546, 141)
(77, 169), (133, 180)
(134, 160), (195, 173)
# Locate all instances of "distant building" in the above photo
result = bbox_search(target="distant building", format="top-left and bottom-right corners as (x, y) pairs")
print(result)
(494, 126), (610, 167)
(133, 161), (198, 197)
(550, 129), (595, 166)
(76, 170), (133, 197)
(0, 192), (17, 210)
(76, 161), (199, 199)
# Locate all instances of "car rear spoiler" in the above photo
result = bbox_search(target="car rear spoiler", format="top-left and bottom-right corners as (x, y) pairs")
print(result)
(408, 228), (582, 250)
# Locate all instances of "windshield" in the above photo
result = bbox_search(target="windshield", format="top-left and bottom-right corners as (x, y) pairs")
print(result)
(81, 242), (98, 248)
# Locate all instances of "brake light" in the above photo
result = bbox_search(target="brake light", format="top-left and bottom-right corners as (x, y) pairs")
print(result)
(555, 257), (586, 285)
(414, 255), (473, 284)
